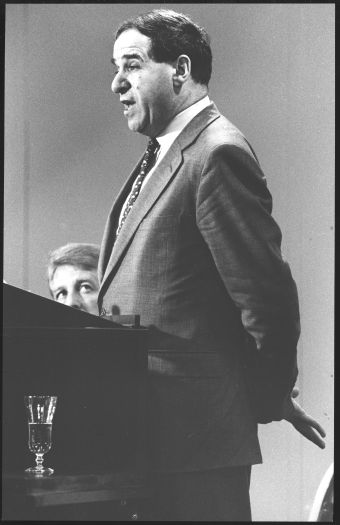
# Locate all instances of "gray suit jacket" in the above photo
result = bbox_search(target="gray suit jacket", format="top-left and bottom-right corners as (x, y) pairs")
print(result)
(98, 103), (300, 472)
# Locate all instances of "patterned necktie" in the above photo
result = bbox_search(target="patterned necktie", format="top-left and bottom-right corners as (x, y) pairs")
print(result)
(116, 138), (159, 236)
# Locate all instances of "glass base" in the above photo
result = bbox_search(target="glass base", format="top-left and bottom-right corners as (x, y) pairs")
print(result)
(25, 466), (54, 476)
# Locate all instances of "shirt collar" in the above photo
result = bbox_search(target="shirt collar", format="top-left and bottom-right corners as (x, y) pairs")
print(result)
(156, 95), (211, 151)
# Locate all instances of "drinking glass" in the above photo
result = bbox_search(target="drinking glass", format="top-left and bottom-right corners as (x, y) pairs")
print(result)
(24, 395), (57, 475)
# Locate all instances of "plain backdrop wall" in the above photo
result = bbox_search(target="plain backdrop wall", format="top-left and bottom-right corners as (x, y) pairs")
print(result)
(4, 4), (334, 521)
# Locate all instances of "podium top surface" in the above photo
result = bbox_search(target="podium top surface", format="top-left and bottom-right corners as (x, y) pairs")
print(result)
(3, 283), (117, 328)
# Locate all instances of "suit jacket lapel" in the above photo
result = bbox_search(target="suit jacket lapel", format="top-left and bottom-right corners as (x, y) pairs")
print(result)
(99, 102), (221, 298)
(98, 155), (144, 283)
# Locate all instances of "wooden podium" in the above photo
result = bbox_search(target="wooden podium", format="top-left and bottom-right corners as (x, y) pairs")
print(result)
(2, 284), (152, 520)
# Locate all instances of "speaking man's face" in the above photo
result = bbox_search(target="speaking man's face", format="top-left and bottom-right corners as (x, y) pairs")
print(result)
(49, 264), (99, 315)
(111, 28), (177, 137)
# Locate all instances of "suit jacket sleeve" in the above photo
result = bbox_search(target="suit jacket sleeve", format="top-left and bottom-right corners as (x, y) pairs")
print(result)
(196, 143), (300, 423)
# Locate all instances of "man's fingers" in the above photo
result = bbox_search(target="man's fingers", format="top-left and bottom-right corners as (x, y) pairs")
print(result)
(309, 419), (326, 438)
(295, 413), (327, 438)
(293, 422), (326, 449)
(285, 396), (327, 448)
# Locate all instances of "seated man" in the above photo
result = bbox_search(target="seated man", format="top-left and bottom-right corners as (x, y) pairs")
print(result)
(47, 242), (100, 315)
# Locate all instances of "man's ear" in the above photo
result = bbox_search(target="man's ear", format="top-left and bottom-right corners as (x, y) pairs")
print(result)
(173, 55), (191, 88)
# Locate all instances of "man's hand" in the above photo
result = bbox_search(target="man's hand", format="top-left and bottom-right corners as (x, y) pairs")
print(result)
(283, 387), (326, 449)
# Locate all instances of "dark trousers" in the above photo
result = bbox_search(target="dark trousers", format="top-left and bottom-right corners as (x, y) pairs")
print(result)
(145, 465), (252, 521)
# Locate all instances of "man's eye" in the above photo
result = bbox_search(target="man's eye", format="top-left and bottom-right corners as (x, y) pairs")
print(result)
(55, 290), (66, 300)
(80, 283), (93, 293)
(112, 63), (139, 78)
(127, 63), (140, 71)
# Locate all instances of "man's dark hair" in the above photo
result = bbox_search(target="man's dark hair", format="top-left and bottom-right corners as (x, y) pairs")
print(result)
(116, 9), (212, 86)
(47, 242), (100, 286)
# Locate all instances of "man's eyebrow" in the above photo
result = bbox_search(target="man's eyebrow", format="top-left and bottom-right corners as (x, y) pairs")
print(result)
(52, 286), (64, 294)
(76, 277), (97, 284)
(111, 53), (144, 65)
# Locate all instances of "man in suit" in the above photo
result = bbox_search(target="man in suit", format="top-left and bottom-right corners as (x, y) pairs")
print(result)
(47, 242), (100, 315)
(98, 9), (325, 520)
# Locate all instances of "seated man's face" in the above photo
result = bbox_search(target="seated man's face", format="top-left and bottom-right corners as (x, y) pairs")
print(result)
(49, 264), (99, 315)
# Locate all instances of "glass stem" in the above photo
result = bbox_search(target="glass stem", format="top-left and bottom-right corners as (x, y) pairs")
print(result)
(35, 453), (44, 470)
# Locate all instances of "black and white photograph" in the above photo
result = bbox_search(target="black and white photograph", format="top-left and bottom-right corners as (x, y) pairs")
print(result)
(3, 3), (334, 521)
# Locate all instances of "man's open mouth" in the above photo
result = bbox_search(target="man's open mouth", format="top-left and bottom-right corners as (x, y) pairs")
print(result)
(121, 100), (135, 113)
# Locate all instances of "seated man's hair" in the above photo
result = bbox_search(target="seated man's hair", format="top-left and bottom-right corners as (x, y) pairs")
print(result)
(116, 8), (212, 86)
(47, 242), (100, 283)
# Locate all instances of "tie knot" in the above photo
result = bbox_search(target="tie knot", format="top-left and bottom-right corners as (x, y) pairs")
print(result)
(147, 138), (159, 155)
(140, 138), (159, 170)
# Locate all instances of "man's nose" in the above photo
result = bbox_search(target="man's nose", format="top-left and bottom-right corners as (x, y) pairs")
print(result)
(111, 71), (129, 94)
(65, 292), (82, 310)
